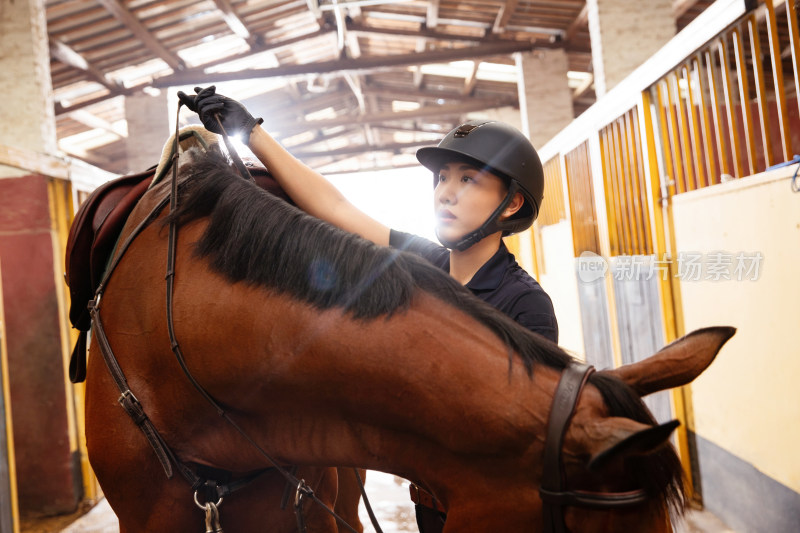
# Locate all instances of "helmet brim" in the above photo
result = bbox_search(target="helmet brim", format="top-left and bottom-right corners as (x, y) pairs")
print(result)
(416, 146), (498, 177)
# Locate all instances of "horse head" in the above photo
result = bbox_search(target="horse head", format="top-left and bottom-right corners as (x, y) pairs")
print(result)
(553, 326), (735, 533)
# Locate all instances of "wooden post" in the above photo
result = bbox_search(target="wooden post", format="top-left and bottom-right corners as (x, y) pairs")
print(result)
(0, 259), (20, 533)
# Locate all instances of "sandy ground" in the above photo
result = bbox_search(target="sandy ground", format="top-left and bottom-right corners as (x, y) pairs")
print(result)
(20, 472), (736, 532)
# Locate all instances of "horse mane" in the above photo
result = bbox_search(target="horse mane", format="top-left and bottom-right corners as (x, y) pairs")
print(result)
(165, 147), (685, 517)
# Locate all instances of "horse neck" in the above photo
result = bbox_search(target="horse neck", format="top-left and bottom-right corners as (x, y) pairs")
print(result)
(145, 232), (561, 490)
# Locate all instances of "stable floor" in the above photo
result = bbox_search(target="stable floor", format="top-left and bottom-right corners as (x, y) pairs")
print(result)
(54, 472), (736, 533)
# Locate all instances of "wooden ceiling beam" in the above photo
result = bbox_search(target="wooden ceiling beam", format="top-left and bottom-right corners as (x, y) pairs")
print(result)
(67, 110), (126, 138)
(274, 99), (516, 134)
(462, 61), (481, 96)
(564, 4), (588, 43)
(361, 86), (512, 103)
(290, 140), (438, 160)
(95, 0), (185, 71)
(493, 0), (520, 35)
(427, 0), (440, 29)
(211, 0), (254, 42)
(154, 39), (544, 87)
(346, 21), (485, 43)
(49, 38), (125, 92)
(412, 39), (427, 89)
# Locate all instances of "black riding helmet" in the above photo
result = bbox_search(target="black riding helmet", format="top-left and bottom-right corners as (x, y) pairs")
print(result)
(416, 120), (544, 251)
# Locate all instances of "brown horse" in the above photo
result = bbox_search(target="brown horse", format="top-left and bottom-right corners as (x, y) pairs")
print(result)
(83, 147), (734, 532)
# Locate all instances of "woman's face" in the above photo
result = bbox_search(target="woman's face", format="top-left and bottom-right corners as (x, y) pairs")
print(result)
(433, 161), (508, 244)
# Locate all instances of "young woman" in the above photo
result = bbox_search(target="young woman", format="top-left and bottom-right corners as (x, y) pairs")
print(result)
(178, 86), (558, 342)
(179, 85), (558, 532)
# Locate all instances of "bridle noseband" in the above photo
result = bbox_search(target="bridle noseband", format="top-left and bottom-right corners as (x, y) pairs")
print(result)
(539, 362), (648, 533)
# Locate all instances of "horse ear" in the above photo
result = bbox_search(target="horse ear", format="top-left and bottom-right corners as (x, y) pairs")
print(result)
(605, 326), (735, 396)
(584, 419), (681, 471)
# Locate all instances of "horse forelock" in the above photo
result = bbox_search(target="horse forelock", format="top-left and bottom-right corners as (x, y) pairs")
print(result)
(165, 148), (685, 520)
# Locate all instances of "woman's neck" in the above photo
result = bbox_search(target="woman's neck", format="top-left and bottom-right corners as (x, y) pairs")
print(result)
(448, 232), (503, 285)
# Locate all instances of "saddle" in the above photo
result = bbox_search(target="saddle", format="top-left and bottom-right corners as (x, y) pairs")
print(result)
(65, 127), (290, 383)
(65, 168), (156, 382)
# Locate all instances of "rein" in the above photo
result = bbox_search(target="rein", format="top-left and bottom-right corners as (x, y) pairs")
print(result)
(539, 363), (648, 533)
(88, 107), (382, 533)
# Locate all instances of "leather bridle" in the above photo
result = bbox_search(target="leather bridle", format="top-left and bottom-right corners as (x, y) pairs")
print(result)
(539, 362), (648, 533)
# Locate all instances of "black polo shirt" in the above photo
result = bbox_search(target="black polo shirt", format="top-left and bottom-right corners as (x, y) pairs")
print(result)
(389, 230), (558, 343)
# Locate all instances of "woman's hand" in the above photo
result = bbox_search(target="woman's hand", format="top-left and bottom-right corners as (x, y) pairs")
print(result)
(177, 85), (263, 141)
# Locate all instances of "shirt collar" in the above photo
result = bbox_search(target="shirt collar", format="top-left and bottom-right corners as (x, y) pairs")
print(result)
(465, 242), (513, 291)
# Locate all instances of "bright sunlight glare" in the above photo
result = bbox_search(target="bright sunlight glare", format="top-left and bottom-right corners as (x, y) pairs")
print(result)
(329, 166), (438, 243)
(225, 135), (438, 243)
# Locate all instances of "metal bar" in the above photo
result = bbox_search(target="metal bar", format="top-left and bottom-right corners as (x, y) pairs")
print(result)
(694, 54), (718, 185)
(615, 117), (635, 255)
(623, 110), (642, 255)
(631, 106), (648, 253)
(631, 104), (654, 254)
(612, 119), (633, 254)
(574, 145), (591, 256)
(565, 149), (585, 257)
(583, 141), (601, 255)
(675, 69), (698, 190)
(666, 73), (690, 193)
(705, 47), (730, 179)
(732, 26), (756, 175)
(682, 63), (708, 189)
(565, 151), (578, 256)
(766, 0), (793, 161)
(599, 129), (620, 257)
(719, 37), (744, 178)
(623, 111), (644, 255)
(655, 82), (678, 197)
(747, 13), (774, 168)
(787, 0), (800, 123)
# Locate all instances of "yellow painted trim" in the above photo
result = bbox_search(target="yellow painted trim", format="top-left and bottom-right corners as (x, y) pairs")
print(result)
(639, 90), (696, 496)
(46, 180), (100, 501)
(47, 180), (78, 454)
(0, 260), (20, 533)
(528, 226), (541, 280)
(504, 233), (521, 258)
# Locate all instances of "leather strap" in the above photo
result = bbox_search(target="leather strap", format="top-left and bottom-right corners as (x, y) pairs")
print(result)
(89, 299), (178, 480)
(540, 363), (594, 533)
(410, 483), (447, 514)
(539, 488), (648, 509)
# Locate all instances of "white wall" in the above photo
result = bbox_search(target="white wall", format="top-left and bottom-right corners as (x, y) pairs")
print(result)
(672, 165), (800, 492)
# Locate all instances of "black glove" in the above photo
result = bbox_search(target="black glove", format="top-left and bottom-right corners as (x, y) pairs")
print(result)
(177, 85), (263, 138)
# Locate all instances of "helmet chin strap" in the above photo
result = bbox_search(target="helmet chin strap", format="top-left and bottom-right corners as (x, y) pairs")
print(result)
(436, 181), (520, 252)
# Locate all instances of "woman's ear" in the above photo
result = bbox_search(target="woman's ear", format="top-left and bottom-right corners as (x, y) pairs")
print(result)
(502, 191), (525, 219)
